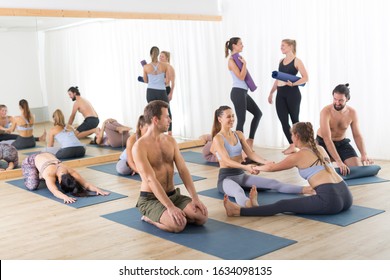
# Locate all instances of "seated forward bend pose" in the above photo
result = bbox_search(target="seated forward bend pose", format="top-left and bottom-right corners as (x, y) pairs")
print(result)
(268, 39), (308, 155)
(132, 100), (208, 233)
(224, 122), (353, 217)
(93, 118), (131, 148)
(116, 115), (147, 175)
(199, 134), (218, 163)
(159, 50), (175, 135)
(22, 152), (109, 204)
(67, 86), (99, 139)
(0, 143), (18, 171)
(0, 104), (46, 143)
(316, 84), (373, 176)
(44, 109), (86, 159)
(212, 106), (313, 208)
(225, 37), (262, 150)
(4, 99), (46, 149)
(143, 46), (170, 104)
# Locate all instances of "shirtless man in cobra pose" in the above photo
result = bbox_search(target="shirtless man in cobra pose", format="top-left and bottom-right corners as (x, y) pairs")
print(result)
(67, 86), (99, 139)
(316, 83), (373, 175)
(132, 100), (208, 233)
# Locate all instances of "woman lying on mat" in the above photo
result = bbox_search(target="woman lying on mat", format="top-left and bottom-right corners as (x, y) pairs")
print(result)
(43, 109), (86, 159)
(199, 134), (218, 163)
(213, 106), (314, 208)
(116, 115), (148, 175)
(0, 143), (18, 171)
(224, 122), (353, 217)
(22, 152), (109, 204)
(92, 118), (131, 148)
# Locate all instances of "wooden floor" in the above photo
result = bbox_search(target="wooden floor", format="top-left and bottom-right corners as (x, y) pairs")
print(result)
(1, 124), (390, 260)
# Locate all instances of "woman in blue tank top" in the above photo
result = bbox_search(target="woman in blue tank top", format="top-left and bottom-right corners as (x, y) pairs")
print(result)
(44, 109), (85, 159)
(225, 37), (262, 151)
(268, 39), (308, 155)
(212, 106), (313, 208)
(223, 122), (352, 217)
(143, 46), (170, 105)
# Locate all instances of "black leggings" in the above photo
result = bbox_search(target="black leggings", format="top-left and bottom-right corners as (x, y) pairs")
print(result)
(230, 87), (262, 139)
(275, 86), (301, 144)
(240, 181), (353, 216)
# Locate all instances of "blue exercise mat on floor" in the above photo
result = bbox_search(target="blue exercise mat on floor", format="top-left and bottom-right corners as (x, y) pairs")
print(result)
(181, 151), (219, 167)
(334, 165), (388, 186)
(101, 207), (296, 260)
(6, 179), (127, 208)
(88, 162), (207, 185)
(198, 188), (385, 227)
(23, 151), (91, 160)
(87, 144), (124, 151)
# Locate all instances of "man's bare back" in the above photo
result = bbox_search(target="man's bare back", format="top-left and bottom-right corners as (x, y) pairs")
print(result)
(73, 97), (98, 118)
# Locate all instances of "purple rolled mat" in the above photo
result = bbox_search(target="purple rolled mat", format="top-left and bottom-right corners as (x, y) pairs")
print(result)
(140, 60), (147, 66)
(271, 71), (305, 87)
(231, 53), (257, 92)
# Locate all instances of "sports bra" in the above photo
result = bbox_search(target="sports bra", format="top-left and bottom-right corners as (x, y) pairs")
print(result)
(216, 131), (242, 160)
(298, 149), (333, 180)
(16, 116), (33, 131)
(39, 159), (62, 179)
(147, 63), (166, 90)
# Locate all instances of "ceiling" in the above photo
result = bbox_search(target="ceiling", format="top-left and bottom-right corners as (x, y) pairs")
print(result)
(0, 16), (109, 32)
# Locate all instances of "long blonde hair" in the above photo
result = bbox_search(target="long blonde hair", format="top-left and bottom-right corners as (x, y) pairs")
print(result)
(291, 122), (332, 172)
(52, 109), (66, 127)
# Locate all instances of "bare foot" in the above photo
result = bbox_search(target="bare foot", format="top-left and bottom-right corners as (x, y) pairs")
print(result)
(282, 144), (297, 155)
(249, 186), (259, 207)
(39, 129), (46, 142)
(223, 195), (241, 216)
(246, 138), (254, 150)
(302, 186), (316, 195)
(141, 215), (153, 224)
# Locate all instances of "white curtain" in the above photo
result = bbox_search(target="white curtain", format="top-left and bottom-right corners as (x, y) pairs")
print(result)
(43, 19), (224, 138)
(43, 0), (390, 159)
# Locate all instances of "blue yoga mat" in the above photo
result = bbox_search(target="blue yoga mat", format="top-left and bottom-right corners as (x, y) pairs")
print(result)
(87, 144), (124, 151)
(6, 178), (127, 208)
(181, 151), (219, 167)
(199, 188), (385, 227)
(101, 207), (296, 260)
(88, 162), (206, 185)
(334, 165), (388, 186)
(272, 71), (305, 86)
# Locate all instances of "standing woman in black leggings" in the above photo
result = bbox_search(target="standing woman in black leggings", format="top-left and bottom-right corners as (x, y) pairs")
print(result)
(225, 37), (262, 151)
(268, 39), (308, 155)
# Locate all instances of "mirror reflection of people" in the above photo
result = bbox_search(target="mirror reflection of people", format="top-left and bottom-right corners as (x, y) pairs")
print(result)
(22, 152), (109, 204)
(67, 86), (99, 139)
(4, 99), (46, 149)
(0, 143), (18, 171)
(159, 50), (175, 135)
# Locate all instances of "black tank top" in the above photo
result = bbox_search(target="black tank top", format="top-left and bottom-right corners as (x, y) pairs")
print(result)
(278, 58), (298, 75)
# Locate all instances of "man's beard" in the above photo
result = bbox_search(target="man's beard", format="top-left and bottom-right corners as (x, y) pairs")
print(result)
(333, 104), (345, 111)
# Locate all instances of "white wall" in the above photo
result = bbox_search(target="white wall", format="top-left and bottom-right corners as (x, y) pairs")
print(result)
(0, 0), (221, 16)
(0, 31), (43, 116)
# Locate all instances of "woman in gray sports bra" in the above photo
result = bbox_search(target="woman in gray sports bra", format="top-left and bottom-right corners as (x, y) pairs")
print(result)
(212, 106), (312, 208)
(224, 122), (352, 217)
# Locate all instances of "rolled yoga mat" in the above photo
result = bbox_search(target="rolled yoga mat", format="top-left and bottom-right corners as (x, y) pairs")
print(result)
(272, 71), (305, 86)
(334, 165), (388, 186)
(137, 59), (147, 82)
(231, 53), (257, 92)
